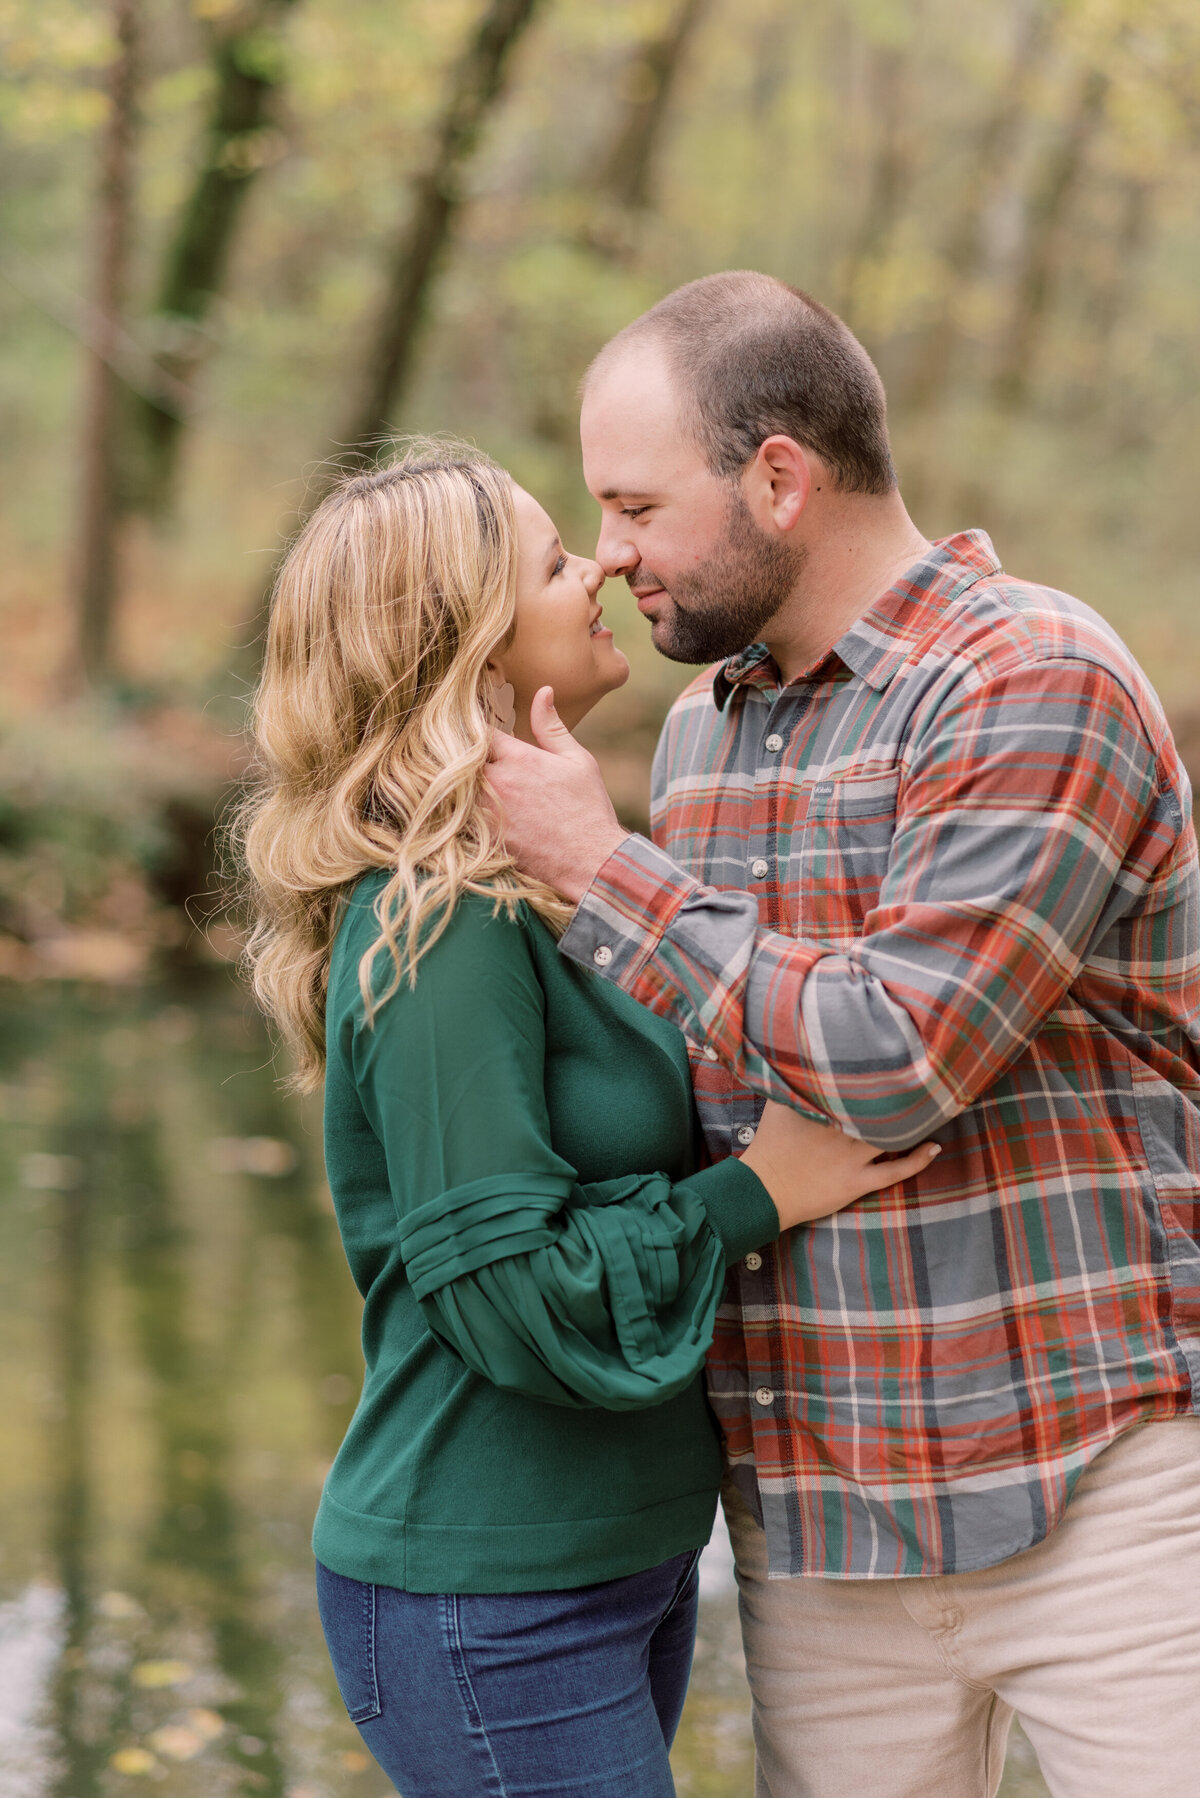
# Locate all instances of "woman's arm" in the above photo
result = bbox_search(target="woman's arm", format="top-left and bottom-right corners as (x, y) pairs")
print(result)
(342, 894), (760, 1410)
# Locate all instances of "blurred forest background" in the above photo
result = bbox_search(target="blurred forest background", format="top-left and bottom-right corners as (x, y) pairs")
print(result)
(2, 0), (1199, 979)
(3, 4), (1199, 1794)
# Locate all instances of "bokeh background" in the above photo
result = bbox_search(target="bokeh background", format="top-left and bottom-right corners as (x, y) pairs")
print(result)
(2, 0), (1198, 1792)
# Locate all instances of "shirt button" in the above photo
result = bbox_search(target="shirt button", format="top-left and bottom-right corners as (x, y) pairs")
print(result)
(737, 1125), (756, 1146)
(744, 1250), (763, 1272)
(765, 733), (784, 752)
(592, 945), (613, 967)
(750, 858), (769, 878)
(754, 1386), (775, 1407)
(702, 1045), (719, 1062)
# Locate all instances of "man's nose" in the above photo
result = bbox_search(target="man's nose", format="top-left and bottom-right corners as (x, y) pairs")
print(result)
(594, 515), (637, 578)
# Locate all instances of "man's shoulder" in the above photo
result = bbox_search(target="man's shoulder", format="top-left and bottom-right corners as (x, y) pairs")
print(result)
(947, 569), (1129, 668)
(937, 570), (1160, 708)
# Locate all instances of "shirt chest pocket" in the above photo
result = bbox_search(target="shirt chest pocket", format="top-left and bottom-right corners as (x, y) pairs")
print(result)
(798, 771), (901, 936)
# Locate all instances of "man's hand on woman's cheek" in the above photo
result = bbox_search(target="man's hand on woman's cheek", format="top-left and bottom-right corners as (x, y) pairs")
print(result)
(486, 687), (630, 905)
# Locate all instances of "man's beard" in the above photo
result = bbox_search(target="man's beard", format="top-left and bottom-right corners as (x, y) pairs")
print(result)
(633, 488), (806, 665)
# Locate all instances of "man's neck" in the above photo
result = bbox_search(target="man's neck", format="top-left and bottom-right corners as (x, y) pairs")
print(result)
(764, 493), (932, 686)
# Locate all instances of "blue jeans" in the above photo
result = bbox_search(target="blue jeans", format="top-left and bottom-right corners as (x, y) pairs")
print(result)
(316, 1549), (701, 1796)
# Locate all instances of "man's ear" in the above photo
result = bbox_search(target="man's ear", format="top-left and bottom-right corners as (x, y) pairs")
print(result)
(743, 435), (812, 534)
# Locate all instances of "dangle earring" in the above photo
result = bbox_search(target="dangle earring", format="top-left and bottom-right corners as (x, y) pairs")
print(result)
(489, 678), (517, 735)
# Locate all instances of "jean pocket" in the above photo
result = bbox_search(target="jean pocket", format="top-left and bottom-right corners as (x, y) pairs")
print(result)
(315, 1562), (382, 1723)
(660, 1547), (702, 1624)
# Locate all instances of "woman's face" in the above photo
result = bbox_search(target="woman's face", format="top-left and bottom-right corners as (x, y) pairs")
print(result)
(495, 486), (629, 737)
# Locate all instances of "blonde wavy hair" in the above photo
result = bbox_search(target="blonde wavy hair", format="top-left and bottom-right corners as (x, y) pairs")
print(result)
(237, 443), (572, 1091)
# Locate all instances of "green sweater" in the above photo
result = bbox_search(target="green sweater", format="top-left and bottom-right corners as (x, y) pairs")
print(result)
(313, 874), (779, 1593)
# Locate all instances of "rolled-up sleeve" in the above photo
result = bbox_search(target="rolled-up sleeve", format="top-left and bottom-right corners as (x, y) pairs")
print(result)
(347, 898), (777, 1410)
(561, 658), (1178, 1148)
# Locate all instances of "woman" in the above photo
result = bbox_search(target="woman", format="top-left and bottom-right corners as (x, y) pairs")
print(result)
(239, 445), (937, 1798)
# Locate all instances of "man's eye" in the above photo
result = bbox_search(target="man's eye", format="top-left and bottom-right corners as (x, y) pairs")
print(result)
(621, 506), (649, 518)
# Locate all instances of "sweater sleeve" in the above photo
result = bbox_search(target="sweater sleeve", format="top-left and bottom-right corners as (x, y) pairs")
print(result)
(342, 893), (778, 1411)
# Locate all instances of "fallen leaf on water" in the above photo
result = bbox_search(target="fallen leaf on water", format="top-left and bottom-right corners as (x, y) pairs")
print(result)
(149, 1724), (204, 1761)
(131, 1658), (193, 1688)
(97, 1590), (142, 1620)
(185, 1708), (225, 1742)
(109, 1747), (157, 1774)
(19, 1153), (84, 1191)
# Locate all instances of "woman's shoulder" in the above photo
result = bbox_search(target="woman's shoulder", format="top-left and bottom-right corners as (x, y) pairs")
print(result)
(330, 875), (540, 1014)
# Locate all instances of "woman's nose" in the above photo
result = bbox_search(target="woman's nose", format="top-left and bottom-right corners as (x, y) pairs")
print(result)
(583, 558), (605, 594)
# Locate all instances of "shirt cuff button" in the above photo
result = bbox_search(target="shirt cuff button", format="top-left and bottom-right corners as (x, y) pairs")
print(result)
(592, 944), (613, 967)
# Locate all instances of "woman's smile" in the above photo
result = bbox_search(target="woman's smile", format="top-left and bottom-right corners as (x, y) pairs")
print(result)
(496, 486), (629, 736)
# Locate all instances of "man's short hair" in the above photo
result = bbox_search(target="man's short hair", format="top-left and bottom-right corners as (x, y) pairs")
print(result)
(590, 271), (896, 496)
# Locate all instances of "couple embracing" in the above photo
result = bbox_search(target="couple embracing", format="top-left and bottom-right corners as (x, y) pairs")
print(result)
(241, 273), (1200, 1798)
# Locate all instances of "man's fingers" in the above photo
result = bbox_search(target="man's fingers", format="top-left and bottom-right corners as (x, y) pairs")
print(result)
(529, 686), (583, 757)
(487, 730), (521, 766)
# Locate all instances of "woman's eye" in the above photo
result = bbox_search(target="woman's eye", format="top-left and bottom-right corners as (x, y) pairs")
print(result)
(552, 553), (567, 576)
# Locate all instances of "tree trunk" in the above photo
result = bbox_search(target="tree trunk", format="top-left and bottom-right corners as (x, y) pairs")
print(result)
(333, 0), (544, 475)
(597, 0), (710, 214)
(837, 41), (918, 332)
(900, 0), (1055, 414)
(127, 0), (301, 517)
(238, 0), (545, 674)
(1069, 175), (1154, 416)
(69, 0), (140, 690)
(992, 63), (1110, 412)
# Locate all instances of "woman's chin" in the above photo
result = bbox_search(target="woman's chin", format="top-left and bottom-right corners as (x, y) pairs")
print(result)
(604, 649), (631, 691)
(566, 657), (631, 729)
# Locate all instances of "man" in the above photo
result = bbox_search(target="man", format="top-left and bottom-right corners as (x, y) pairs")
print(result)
(488, 271), (1200, 1797)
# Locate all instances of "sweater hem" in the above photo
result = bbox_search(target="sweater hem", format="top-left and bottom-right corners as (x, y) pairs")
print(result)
(312, 1482), (719, 1594)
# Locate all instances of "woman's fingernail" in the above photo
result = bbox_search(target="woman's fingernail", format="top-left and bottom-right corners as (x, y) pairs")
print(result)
(927, 1143), (941, 1156)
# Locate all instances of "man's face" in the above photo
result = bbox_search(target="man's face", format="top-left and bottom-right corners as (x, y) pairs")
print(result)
(580, 344), (803, 664)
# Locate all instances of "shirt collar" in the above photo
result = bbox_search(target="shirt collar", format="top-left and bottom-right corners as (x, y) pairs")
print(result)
(712, 530), (1001, 710)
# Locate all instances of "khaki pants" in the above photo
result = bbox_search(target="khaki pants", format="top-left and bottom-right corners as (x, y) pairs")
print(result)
(725, 1419), (1200, 1798)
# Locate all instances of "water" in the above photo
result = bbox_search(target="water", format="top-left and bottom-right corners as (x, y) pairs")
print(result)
(0, 982), (1048, 1797)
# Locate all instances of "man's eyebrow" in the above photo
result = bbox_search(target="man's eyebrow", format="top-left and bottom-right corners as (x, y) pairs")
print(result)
(597, 489), (655, 502)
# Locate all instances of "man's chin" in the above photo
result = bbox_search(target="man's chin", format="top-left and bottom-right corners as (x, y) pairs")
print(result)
(649, 617), (720, 666)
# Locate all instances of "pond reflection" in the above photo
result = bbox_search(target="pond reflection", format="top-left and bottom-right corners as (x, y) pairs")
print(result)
(0, 983), (1046, 1797)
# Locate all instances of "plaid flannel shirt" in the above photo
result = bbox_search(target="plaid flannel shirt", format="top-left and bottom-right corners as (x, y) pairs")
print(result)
(561, 530), (1200, 1578)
